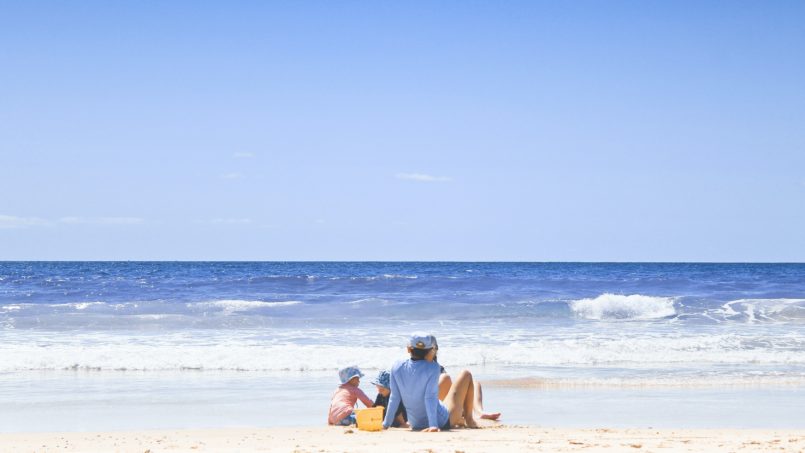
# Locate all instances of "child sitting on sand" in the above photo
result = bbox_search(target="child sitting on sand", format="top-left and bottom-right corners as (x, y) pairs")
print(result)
(328, 365), (375, 426)
(371, 370), (408, 428)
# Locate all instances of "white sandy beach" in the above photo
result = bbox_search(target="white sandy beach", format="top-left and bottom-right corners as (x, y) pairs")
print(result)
(3, 426), (805, 453)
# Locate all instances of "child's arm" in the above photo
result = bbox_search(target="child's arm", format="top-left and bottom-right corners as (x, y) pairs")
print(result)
(356, 388), (374, 408)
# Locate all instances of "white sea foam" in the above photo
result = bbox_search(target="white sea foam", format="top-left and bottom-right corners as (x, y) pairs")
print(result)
(714, 298), (805, 323)
(3, 327), (805, 373)
(0, 333), (401, 372)
(570, 294), (676, 320)
(345, 274), (418, 281)
(2, 301), (136, 313)
(133, 314), (173, 320)
(50, 302), (106, 310)
(189, 300), (302, 315)
(473, 332), (805, 367)
(347, 298), (391, 306)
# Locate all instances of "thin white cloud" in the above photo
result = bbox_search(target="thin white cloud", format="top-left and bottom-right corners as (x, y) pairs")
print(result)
(395, 173), (452, 183)
(59, 217), (145, 225)
(220, 172), (244, 180)
(0, 215), (146, 228)
(233, 152), (255, 159)
(0, 215), (50, 229)
(211, 218), (252, 225)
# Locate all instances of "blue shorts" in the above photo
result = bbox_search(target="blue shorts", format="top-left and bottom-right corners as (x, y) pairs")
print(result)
(337, 413), (356, 426)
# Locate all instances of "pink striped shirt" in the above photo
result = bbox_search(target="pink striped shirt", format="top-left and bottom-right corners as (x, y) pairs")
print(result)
(328, 384), (374, 425)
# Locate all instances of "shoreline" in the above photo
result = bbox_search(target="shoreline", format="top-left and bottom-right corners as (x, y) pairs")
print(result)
(3, 426), (805, 452)
(3, 371), (805, 432)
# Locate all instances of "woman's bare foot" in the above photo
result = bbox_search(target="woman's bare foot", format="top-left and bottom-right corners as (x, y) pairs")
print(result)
(480, 412), (501, 420)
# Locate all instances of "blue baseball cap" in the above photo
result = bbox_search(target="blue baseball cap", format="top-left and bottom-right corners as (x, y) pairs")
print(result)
(371, 370), (391, 389)
(409, 332), (435, 350)
(338, 366), (364, 384)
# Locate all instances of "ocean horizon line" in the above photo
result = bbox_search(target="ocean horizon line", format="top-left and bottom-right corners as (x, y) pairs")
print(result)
(2, 259), (804, 264)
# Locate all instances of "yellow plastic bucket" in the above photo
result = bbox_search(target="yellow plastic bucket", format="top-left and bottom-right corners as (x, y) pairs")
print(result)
(355, 406), (384, 431)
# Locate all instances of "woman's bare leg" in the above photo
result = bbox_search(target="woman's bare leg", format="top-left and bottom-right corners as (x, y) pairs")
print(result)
(472, 381), (501, 420)
(443, 370), (478, 428)
(473, 381), (483, 411)
(438, 373), (452, 401)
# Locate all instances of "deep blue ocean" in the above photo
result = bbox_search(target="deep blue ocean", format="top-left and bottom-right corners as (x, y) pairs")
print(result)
(1, 261), (804, 383)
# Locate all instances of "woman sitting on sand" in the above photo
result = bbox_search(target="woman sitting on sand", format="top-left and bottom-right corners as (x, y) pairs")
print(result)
(382, 332), (482, 431)
(432, 336), (501, 421)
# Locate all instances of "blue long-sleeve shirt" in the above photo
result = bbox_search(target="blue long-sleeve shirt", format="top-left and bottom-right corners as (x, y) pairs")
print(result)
(383, 358), (449, 430)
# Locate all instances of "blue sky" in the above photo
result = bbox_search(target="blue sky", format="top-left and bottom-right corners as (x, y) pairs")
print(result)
(1, 1), (803, 261)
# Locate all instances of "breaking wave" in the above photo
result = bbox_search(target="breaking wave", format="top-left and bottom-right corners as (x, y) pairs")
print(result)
(570, 294), (677, 320)
(710, 298), (805, 323)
